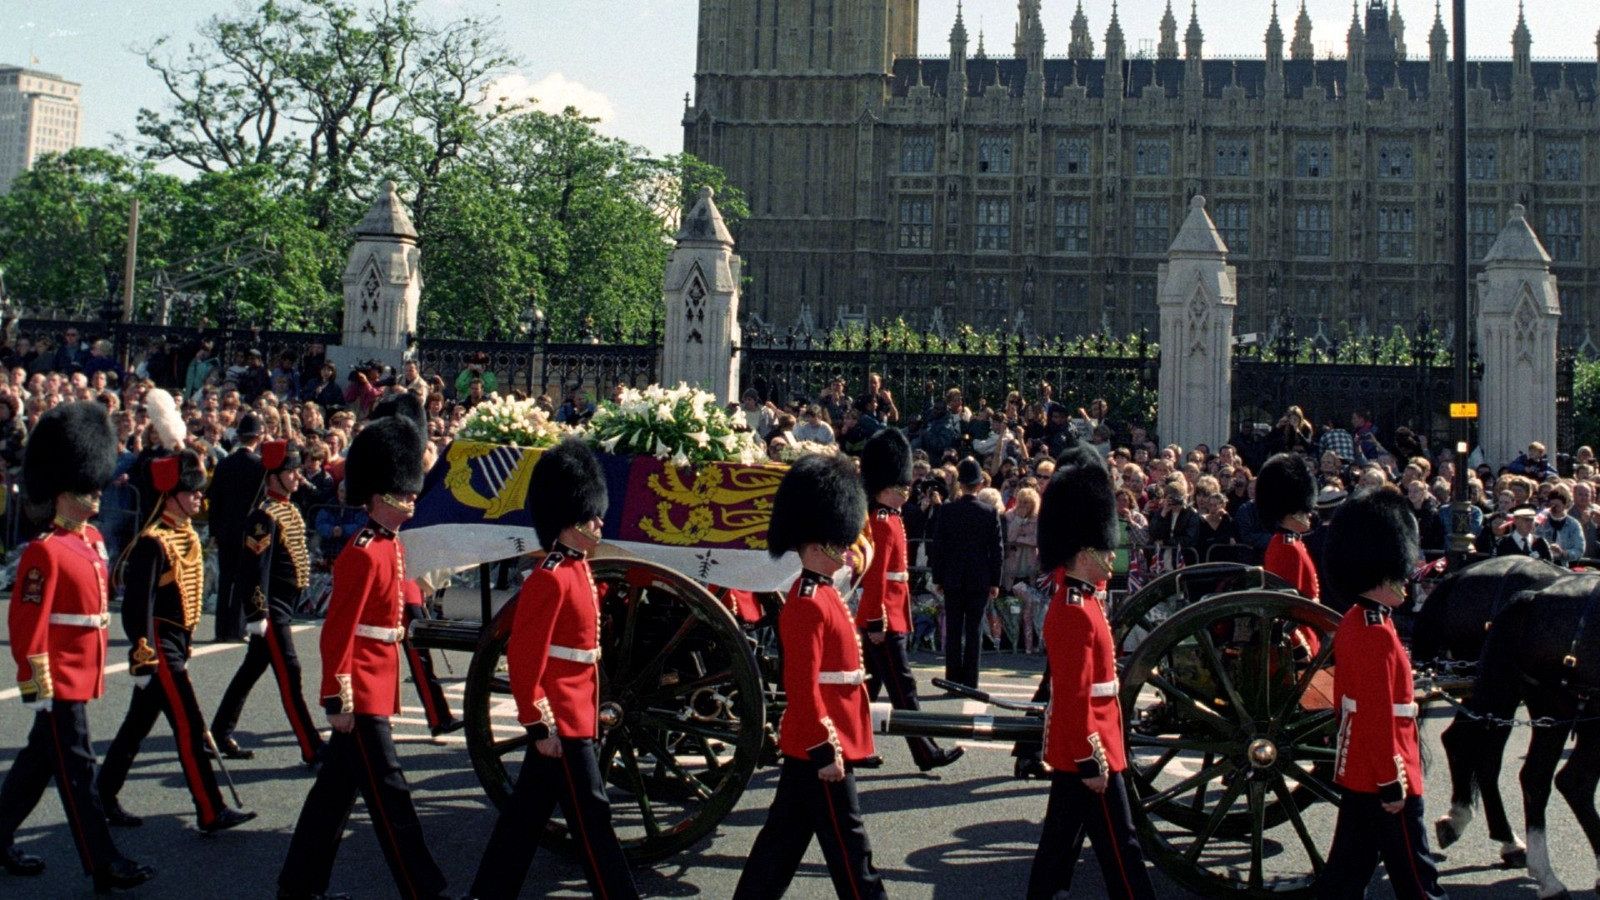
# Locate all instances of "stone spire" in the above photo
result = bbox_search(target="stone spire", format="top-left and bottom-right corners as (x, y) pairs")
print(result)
(1014, 0), (1044, 59)
(1158, 0), (1179, 61)
(1185, 1), (1204, 61)
(1484, 203), (1551, 266)
(1512, 1), (1532, 89)
(1428, 0), (1448, 89)
(354, 180), (418, 242)
(1390, 0), (1407, 60)
(1105, 2), (1126, 96)
(949, 3), (968, 107)
(975, 25), (987, 60)
(1068, 0), (1094, 60)
(1347, 1), (1367, 96)
(1291, 0), (1314, 61)
(1266, 1), (1285, 88)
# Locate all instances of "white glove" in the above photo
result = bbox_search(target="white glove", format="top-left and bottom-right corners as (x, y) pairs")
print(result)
(246, 619), (269, 638)
(131, 675), (151, 690)
(22, 698), (51, 713)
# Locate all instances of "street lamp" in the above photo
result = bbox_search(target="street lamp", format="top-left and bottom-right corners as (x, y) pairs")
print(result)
(1447, 0), (1476, 562)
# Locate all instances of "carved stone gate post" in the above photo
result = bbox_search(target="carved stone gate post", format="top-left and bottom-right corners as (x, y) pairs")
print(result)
(1476, 204), (1561, 466)
(662, 187), (742, 401)
(1157, 196), (1236, 449)
(330, 181), (421, 377)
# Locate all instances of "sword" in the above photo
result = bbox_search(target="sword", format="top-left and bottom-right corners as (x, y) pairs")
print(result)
(203, 729), (246, 809)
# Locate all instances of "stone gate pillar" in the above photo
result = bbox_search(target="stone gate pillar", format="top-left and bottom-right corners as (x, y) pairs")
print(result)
(1476, 204), (1561, 467)
(1157, 196), (1236, 450)
(662, 187), (742, 401)
(329, 181), (421, 377)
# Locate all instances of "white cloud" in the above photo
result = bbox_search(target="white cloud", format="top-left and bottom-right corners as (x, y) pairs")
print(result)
(479, 72), (616, 123)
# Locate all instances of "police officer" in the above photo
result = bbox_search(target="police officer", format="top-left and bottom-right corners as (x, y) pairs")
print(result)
(929, 456), (1004, 690)
(99, 449), (256, 834)
(0, 403), (154, 890)
(207, 411), (265, 642)
(277, 414), (449, 900)
(1316, 488), (1448, 900)
(210, 440), (326, 764)
(1027, 455), (1156, 900)
(470, 439), (637, 900)
(1257, 452), (1323, 661)
(855, 428), (962, 772)
(734, 455), (886, 900)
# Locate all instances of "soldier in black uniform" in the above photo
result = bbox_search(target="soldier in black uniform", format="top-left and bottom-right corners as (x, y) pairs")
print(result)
(98, 450), (255, 833)
(207, 412), (265, 642)
(210, 440), (327, 764)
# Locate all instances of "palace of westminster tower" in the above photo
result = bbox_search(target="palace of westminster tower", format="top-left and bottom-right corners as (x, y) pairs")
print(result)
(684, 1), (1600, 342)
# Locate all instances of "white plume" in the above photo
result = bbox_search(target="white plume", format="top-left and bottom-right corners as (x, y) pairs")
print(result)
(145, 389), (185, 451)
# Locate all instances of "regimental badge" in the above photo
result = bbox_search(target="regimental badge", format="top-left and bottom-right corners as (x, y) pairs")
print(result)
(541, 551), (564, 571)
(1283, 532), (1300, 544)
(21, 567), (43, 604)
(1364, 608), (1387, 626)
(798, 578), (817, 598)
(130, 638), (157, 673)
(245, 521), (272, 555)
(875, 508), (890, 521)
(353, 528), (375, 548)
(1061, 587), (1084, 606)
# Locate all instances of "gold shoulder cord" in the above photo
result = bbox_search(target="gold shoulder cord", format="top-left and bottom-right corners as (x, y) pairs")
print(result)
(264, 502), (311, 590)
(149, 523), (205, 631)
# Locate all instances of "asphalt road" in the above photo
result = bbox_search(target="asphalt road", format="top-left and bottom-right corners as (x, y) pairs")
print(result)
(0, 593), (1594, 899)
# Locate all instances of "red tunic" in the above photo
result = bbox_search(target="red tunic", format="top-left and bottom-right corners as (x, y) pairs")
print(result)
(320, 525), (406, 716)
(1332, 599), (1423, 799)
(9, 525), (111, 703)
(508, 545), (601, 739)
(713, 586), (763, 626)
(777, 571), (874, 764)
(1042, 570), (1126, 777)
(854, 506), (911, 634)
(1264, 531), (1319, 600)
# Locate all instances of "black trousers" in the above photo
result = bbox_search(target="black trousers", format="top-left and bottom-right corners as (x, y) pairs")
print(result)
(213, 545), (245, 642)
(1013, 665), (1051, 762)
(278, 715), (447, 900)
(862, 631), (940, 767)
(470, 737), (637, 900)
(99, 653), (227, 827)
(0, 703), (122, 874)
(1316, 792), (1448, 900)
(1027, 770), (1156, 900)
(211, 616), (324, 763)
(943, 590), (988, 688)
(732, 758), (887, 900)
(403, 604), (454, 731)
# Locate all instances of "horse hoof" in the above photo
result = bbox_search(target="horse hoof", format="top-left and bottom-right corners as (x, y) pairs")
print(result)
(1434, 819), (1460, 849)
(1500, 848), (1527, 869)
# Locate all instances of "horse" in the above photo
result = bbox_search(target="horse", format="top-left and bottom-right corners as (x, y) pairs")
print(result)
(1408, 555), (1569, 869)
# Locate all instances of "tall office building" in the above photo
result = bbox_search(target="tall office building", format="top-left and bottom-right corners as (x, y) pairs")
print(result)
(0, 65), (82, 192)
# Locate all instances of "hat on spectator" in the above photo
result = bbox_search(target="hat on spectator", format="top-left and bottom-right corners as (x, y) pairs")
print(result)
(1038, 456), (1116, 572)
(861, 428), (913, 497)
(528, 438), (609, 551)
(1256, 453), (1316, 526)
(766, 454), (867, 559)
(23, 401), (117, 503)
(956, 457), (984, 487)
(236, 412), (262, 440)
(1511, 506), (1538, 520)
(1324, 487), (1419, 600)
(344, 417), (425, 508)
(261, 440), (303, 474)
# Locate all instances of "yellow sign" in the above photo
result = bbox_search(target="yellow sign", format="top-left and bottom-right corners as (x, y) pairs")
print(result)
(1449, 402), (1479, 419)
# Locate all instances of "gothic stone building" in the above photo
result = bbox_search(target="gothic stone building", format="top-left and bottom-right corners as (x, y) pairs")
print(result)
(684, 1), (1600, 342)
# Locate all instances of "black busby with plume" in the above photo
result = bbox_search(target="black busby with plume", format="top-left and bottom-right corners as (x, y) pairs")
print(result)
(1323, 487), (1420, 602)
(528, 439), (609, 551)
(766, 455), (867, 559)
(24, 401), (117, 505)
(860, 428), (912, 498)
(1255, 452), (1316, 528)
(1038, 454), (1116, 573)
(344, 417), (425, 508)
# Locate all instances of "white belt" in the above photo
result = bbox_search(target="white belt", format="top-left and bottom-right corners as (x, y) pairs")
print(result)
(1342, 697), (1418, 718)
(354, 624), (403, 643)
(1090, 678), (1119, 698)
(49, 612), (109, 629)
(885, 571), (909, 583)
(549, 645), (600, 664)
(819, 669), (866, 685)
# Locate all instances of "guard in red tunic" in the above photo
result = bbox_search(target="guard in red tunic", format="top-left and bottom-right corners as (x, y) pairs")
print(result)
(1317, 488), (1446, 900)
(1027, 455), (1156, 900)
(1258, 452), (1322, 660)
(278, 416), (448, 900)
(0, 403), (153, 890)
(855, 428), (961, 773)
(99, 450), (256, 834)
(211, 440), (327, 764)
(734, 454), (884, 900)
(470, 439), (637, 900)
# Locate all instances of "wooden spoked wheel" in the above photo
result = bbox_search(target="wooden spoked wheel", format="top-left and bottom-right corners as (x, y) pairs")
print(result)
(1112, 563), (1293, 653)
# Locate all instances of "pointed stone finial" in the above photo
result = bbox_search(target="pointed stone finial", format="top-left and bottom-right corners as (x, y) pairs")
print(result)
(676, 186), (735, 247)
(1292, 0), (1315, 60)
(1170, 195), (1229, 256)
(1185, 0), (1204, 58)
(1512, 0), (1531, 46)
(1484, 204), (1552, 265)
(1158, 0), (1179, 60)
(354, 180), (417, 242)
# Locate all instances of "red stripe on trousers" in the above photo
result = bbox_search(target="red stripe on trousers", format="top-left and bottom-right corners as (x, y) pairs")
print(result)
(264, 625), (317, 760)
(404, 642), (442, 728)
(353, 724), (419, 900)
(821, 777), (864, 900)
(156, 659), (217, 825)
(46, 711), (96, 873)
(560, 749), (610, 900)
(1098, 788), (1136, 900)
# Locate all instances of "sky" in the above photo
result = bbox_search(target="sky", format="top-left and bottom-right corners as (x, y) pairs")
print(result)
(2, 1), (1595, 164)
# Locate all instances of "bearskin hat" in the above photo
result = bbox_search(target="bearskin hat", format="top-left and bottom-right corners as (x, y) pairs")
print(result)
(144, 388), (185, 452)
(860, 428), (913, 498)
(24, 401), (117, 503)
(766, 454), (867, 559)
(528, 439), (609, 551)
(344, 417), (425, 508)
(1038, 456), (1117, 572)
(370, 391), (427, 437)
(1255, 453), (1316, 527)
(1324, 487), (1420, 600)
(261, 440), (303, 474)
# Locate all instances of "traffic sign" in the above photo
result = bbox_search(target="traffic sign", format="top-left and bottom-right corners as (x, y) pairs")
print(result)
(1449, 402), (1478, 419)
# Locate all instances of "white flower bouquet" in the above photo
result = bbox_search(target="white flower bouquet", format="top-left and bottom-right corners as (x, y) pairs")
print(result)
(456, 396), (571, 448)
(584, 383), (765, 466)
(776, 440), (839, 462)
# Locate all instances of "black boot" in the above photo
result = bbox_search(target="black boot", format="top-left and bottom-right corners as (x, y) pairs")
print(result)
(1, 846), (44, 877)
(918, 746), (966, 773)
(101, 797), (143, 828)
(199, 807), (257, 834)
(212, 733), (255, 760)
(1013, 756), (1048, 780)
(92, 858), (154, 893)
(429, 718), (465, 738)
